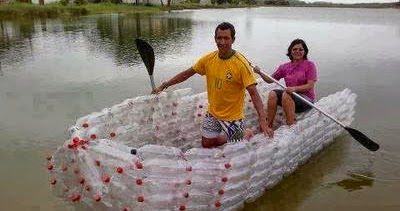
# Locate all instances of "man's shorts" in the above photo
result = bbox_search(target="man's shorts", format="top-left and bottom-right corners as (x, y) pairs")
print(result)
(201, 112), (244, 143)
(273, 89), (313, 113)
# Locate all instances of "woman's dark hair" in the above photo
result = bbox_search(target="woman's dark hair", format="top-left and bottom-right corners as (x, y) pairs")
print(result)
(287, 38), (309, 61)
(215, 22), (236, 40)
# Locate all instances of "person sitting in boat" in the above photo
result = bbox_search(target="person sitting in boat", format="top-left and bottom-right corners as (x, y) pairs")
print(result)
(152, 22), (272, 148)
(253, 38), (318, 132)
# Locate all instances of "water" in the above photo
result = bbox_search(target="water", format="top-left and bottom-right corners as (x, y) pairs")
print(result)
(1, 7), (399, 211)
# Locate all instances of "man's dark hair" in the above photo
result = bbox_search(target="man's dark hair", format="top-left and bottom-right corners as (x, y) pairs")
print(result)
(287, 38), (309, 61)
(215, 22), (236, 40)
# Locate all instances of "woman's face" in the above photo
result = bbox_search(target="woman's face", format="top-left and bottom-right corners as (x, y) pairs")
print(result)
(291, 43), (305, 61)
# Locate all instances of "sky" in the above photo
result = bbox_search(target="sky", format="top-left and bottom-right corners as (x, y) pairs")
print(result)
(304, 0), (397, 3)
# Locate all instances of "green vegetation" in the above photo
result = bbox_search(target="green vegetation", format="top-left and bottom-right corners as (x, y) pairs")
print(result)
(0, 3), (162, 19)
(1, 1), (399, 20)
(166, 2), (256, 11)
(0, 1), (258, 19)
(0, 3), (86, 19)
(294, 1), (400, 9)
(82, 3), (160, 13)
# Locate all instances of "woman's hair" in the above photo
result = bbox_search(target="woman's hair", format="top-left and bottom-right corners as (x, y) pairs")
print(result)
(215, 22), (236, 40)
(286, 38), (309, 61)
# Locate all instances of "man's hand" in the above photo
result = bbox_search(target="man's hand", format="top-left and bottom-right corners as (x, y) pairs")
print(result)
(247, 84), (274, 138)
(151, 83), (166, 94)
(150, 68), (196, 95)
(259, 117), (273, 138)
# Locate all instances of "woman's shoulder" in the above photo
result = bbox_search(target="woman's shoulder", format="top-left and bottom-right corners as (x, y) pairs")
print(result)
(303, 60), (317, 73)
(279, 61), (293, 69)
(304, 59), (316, 66)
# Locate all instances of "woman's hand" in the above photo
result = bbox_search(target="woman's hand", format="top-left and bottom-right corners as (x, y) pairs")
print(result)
(253, 66), (261, 74)
(285, 86), (296, 94)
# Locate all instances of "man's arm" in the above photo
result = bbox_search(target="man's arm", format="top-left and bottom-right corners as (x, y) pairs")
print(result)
(152, 68), (197, 94)
(246, 84), (273, 138)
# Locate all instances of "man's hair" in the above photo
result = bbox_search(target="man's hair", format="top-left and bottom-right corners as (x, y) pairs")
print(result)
(215, 22), (235, 40)
(287, 38), (309, 61)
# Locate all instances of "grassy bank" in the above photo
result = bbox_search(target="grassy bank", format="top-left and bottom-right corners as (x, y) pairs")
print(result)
(1, 2), (398, 20)
(0, 3), (162, 19)
(0, 2), (257, 20)
(296, 2), (400, 9)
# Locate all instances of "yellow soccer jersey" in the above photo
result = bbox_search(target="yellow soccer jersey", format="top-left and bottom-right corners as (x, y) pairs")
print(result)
(192, 50), (257, 121)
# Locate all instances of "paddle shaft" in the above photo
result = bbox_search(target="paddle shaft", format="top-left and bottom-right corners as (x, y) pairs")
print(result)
(149, 75), (156, 91)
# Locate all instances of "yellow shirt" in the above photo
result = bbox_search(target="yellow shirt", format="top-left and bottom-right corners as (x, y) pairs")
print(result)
(192, 50), (256, 121)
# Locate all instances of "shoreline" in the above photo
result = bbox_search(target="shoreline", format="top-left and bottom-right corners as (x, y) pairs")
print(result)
(0, 2), (399, 20)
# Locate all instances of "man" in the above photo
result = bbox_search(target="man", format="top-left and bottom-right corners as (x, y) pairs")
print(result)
(152, 22), (272, 148)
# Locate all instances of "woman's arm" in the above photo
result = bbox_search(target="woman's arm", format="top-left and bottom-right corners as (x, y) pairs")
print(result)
(253, 66), (274, 84)
(286, 79), (316, 94)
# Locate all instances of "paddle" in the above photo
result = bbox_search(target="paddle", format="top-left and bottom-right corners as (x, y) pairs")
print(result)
(254, 67), (379, 152)
(135, 38), (156, 91)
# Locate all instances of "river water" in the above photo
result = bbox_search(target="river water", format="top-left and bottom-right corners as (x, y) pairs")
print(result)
(0, 7), (399, 211)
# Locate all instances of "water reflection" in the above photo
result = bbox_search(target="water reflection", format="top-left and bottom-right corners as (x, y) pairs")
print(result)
(244, 137), (350, 211)
(0, 14), (192, 69)
(86, 13), (192, 67)
(0, 60), (3, 76)
(0, 19), (35, 68)
(330, 171), (374, 192)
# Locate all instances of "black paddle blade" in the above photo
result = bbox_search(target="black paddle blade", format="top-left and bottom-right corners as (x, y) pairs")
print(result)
(135, 38), (155, 76)
(345, 127), (380, 151)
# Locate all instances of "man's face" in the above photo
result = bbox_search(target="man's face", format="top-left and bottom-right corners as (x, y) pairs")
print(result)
(215, 29), (234, 56)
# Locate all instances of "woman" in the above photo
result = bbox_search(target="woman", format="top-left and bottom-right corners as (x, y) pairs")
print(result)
(254, 39), (317, 134)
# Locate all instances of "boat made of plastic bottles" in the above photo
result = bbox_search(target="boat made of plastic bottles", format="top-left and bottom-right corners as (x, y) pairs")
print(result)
(47, 81), (356, 211)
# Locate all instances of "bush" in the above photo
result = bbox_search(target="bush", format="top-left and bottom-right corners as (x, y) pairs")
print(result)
(73, 0), (88, 5)
(227, 0), (240, 4)
(244, 0), (256, 4)
(60, 0), (69, 5)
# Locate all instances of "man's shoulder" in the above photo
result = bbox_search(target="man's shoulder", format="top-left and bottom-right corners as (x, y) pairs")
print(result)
(200, 51), (219, 60)
(231, 51), (252, 69)
(232, 51), (248, 62)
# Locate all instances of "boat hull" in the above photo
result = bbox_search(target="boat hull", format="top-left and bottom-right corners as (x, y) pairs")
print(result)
(47, 82), (356, 210)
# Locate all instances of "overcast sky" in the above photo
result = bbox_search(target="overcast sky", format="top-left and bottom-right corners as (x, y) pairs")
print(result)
(304, 0), (397, 3)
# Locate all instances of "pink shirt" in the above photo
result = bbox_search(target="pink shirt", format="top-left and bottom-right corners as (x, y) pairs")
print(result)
(272, 60), (317, 101)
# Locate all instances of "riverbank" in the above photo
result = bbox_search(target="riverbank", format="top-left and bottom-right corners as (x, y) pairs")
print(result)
(0, 2), (254, 19)
(0, 2), (399, 20)
(0, 3), (163, 19)
(295, 2), (400, 9)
